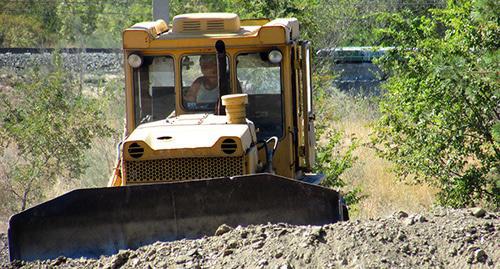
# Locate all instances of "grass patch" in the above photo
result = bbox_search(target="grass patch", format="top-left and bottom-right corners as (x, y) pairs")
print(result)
(316, 86), (435, 218)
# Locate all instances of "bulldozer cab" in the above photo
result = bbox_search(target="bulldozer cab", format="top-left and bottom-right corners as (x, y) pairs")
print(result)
(122, 13), (316, 180)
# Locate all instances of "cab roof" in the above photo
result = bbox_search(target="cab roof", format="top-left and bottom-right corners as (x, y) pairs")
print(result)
(123, 13), (300, 49)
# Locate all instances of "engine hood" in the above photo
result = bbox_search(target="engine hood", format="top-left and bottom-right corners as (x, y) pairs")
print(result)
(123, 114), (256, 160)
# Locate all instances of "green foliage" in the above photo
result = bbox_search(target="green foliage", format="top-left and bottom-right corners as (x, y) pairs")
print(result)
(342, 186), (366, 211)
(228, 0), (322, 42)
(0, 54), (112, 211)
(80, 76), (125, 187)
(0, 0), (60, 47)
(168, 0), (321, 42)
(89, 0), (151, 47)
(313, 68), (362, 206)
(0, 0), (447, 48)
(374, 0), (499, 208)
(57, 0), (105, 44)
(315, 127), (358, 189)
(0, 14), (43, 47)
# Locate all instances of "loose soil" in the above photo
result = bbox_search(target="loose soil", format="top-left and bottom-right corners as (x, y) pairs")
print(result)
(1, 208), (498, 268)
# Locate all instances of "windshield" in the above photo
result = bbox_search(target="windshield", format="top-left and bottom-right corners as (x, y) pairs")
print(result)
(237, 52), (283, 140)
(181, 54), (229, 111)
(133, 56), (175, 126)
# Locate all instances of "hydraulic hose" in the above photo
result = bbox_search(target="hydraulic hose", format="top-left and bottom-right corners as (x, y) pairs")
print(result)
(257, 136), (279, 173)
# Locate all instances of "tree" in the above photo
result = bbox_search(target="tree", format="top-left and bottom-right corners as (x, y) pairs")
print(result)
(374, 0), (499, 207)
(0, 0), (60, 47)
(0, 54), (112, 211)
(57, 0), (105, 46)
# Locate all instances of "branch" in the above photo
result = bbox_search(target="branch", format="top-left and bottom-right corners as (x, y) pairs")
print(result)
(436, 158), (464, 179)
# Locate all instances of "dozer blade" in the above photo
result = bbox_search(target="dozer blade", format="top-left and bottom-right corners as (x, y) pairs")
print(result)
(9, 174), (344, 262)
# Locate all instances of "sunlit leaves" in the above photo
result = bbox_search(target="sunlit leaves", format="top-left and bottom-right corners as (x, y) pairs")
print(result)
(0, 58), (112, 211)
(374, 0), (499, 208)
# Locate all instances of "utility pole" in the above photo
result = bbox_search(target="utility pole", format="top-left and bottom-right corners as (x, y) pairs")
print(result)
(153, 0), (169, 23)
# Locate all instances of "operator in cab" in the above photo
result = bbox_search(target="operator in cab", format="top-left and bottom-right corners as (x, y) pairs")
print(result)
(184, 54), (219, 108)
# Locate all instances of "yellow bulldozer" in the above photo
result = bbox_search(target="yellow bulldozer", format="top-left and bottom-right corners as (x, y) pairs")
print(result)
(8, 13), (348, 262)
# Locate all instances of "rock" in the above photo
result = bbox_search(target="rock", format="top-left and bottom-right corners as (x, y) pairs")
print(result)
(175, 255), (189, 264)
(299, 242), (309, 248)
(109, 250), (130, 269)
(277, 229), (287, 236)
(304, 251), (312, 264)
(471, 208), (486, 218)
(10, 260), (25, 267)
(187, 249), (199, 257)
(467, 226), (477, 234)
(147, 248), (156, 256)
(397, 231), (407, 241)
(401, 243), (411, 254)
(466, 234), (478, 243)
(189, 263), (202, 269)
(277, 264), (292, 269)
(130, 258), (140, 267)
(258, 259), (268, 266)
(403, 217), (415, 226)
(156, 261), (167, 268)
(240, 230), (249, 239)
(215, 224), (233, 236)
(311, 227), (325, 237)
(415, 215), (427, 222)
(448, 247), (458, 256)
(252, 241), (264, 249)
(275, 251), (284, 258)
(227, 240), (238, 249)
(50, 256), (67, 266)
(474, 249), (488, 263)
(395, 211), (409, 219)
(223, 248), (234, 256)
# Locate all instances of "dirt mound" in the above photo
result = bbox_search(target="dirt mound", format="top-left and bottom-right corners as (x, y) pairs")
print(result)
(1, 208), (498, 268)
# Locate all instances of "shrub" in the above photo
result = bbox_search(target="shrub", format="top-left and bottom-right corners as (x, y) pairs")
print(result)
(0, 54), (112, 211)
(374, 0), (499, 208)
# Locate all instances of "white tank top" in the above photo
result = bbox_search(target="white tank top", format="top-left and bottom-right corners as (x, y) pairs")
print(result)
(196, 82), (219, 103)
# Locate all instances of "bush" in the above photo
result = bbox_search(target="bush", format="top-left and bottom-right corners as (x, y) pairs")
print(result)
(0, 54), (112, 211)
(313, 68), (363, 207)
(374, 0), (499, 208)
(0, 14), (45, 47)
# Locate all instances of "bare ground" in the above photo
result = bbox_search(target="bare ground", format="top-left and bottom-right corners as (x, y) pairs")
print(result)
(1, 208), (498, 269)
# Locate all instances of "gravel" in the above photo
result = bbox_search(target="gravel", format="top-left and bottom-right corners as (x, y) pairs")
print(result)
(0, 52), (123, 74)
(1, 208), (498, 268)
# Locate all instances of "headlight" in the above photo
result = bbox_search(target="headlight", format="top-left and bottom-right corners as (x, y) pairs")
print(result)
(268, 50), (282, 64)
(127, 53), (143, 68)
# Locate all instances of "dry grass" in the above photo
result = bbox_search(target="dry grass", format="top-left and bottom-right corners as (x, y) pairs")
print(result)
(328, 92), (436, 219)
(342, 136), (436, 219)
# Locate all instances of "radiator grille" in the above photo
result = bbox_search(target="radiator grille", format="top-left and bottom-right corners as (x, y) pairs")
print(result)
(125, 157), (244, 183)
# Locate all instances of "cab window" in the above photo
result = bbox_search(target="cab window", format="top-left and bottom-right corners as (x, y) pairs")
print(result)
(181, 54), (229, 111)
(133, 56), (175, 126)
(237, 52), (283, 140)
